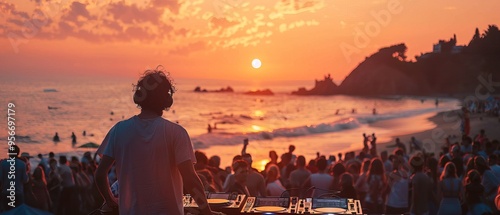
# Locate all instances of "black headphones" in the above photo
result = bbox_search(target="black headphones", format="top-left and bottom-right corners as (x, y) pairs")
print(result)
(165, 85), (174, 109)
(133, 74), (174, 110)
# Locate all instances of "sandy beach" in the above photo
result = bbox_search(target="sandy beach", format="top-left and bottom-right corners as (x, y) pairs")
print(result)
(374, 109), (500, 158)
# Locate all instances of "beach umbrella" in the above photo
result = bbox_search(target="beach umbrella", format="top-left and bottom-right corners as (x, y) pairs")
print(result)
(78, 142), (100, 148)
(1, 204), (54, 215)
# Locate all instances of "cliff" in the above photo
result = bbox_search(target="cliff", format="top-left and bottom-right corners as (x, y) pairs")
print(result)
(293, 25), (500, 96)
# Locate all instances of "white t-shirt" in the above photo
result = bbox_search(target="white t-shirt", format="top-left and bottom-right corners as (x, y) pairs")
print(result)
(59, 164), (75, 188)
(310, 173), (333, 198)
(99, 116), (196, 215)
(266, 180), (286, 196)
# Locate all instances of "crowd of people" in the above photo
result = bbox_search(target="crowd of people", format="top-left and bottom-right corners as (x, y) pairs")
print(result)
(0, 148), (102, 214)
(2, 69), (500, 215)
(187, 130), (500, 215)
(4, 130), (498, 214)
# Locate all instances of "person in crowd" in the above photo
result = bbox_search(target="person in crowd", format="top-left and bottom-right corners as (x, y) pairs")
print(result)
(302, 157), (332, 198)
(278, 152), (296, 186)
(264, 150), (279, 172)
(95, 68), (219, 215)
(0, 145), (29, 211)
(329, 162), (346, 192)
(464, 170), (492, 215)
(227, 160), (250, 196)
(385, 155), (409, 214)
(289, 155), (311, 197)
(364, 158), (386, 214)
(265, 164), (286, 196)
(47, 158), (61, 213)
(197, 169), (217, 193)
(32, 166), (52, 211)
(208, 155), (228, 189)
(306, 159), (318, 174)
(242, 153), (266, 197)
(57, 155), (77, 215)
(426, 157), (439, 215)
(338, 173), (357, 199)
(409, 155), (433, 215)
(474, 156), (500, 209)
(288, 145), (297, 165)
(437, 162), (462, 215)
(488, 154), (500, 179)
(222, 155), (244, 192)
(355, 159), (371, 206)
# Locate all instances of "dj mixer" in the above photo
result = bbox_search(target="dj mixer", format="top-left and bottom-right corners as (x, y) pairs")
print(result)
(184, 192), (246, 215)
(184, 193), (363, 214)
(240, 197), (362, 214)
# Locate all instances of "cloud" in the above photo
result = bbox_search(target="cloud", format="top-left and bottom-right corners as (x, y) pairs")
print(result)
(0, 2), (30, 19)
(274, 0), (325, 15)
(169, 41), (206, 55)
(1, 0), (325, 54)
(61, 1), (93, 27)
(107, 2), (163, 24)
(209, 16), (239, 29)
(150, 0), (181, 14)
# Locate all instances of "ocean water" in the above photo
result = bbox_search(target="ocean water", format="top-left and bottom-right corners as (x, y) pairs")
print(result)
(0, 78), (460, 170)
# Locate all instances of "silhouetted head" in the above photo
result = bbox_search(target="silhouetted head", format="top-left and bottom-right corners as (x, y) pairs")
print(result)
(208, 155), (221, 168)
(439, 155), (451, 168)
(332, 163), (346, 177)
(59, 155), (68, 165)
(381, 151), (388, 161)
(133, 66), (175, 116)
(465, 169), (481, 184)
(232, 155), (243, 163)
(33, 166), (46, 184)
(474, 156), (490, 174)
(316, 157), (328, 172)
(242, 153), (253, 166)
(49, 152), (55, 158)
(340, 173), (354, 187)
(440, 162), (457, 180)
(195, 151), (208, 165)
(265, 164), (280, 182)
(289, 145), (296, 153)
(269, 150), (278, 162)
(368, 158), (384, 176)
(232, 160), (249, 184)
(296, 155), (306, 167)
(410, 155), (424, 172)
(281, 152), (292, 164)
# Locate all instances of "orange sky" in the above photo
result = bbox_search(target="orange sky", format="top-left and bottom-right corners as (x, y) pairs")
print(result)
(1, 0), (499, 83)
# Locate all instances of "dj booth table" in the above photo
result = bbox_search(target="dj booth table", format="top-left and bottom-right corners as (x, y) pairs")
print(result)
(184, 193), (363, 214)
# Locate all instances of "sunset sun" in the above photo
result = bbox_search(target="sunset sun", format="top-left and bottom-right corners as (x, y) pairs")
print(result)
(252, 58), (262, 69)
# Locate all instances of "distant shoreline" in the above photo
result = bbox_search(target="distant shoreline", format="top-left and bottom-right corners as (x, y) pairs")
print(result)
(373, 109), (500, 157)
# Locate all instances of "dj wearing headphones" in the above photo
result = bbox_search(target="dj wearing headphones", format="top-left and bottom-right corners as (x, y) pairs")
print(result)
(95, 66), (222, 215)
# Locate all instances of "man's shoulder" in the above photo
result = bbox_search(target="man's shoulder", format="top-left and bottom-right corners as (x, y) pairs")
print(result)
(249, 171), (265, 179)
(160, 118), (187, 131)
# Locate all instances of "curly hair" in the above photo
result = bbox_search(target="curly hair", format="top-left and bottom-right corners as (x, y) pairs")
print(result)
(133, 66), (175, 114)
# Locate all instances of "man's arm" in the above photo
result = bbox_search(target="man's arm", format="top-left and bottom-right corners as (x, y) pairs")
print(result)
(95, 155), (118, 208)
(178, 160), (213, 214)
